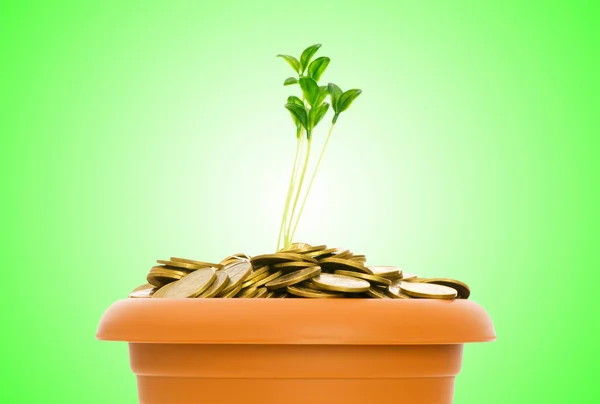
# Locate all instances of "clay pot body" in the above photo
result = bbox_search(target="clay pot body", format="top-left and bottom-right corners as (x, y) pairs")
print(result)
(97, 299), (495, 404)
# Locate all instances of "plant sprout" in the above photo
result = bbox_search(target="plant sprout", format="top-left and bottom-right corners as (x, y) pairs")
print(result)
(276, 44), (362, 251)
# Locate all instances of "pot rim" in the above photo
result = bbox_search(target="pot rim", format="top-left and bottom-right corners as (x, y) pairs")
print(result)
(97, 299), (495, 345)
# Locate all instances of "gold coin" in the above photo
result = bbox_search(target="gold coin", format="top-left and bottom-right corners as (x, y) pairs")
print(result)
(146, 274), (185, 287)
(281, 242), (312, 252)
(241, 269), (270, 289)
(229, 252), (251, 261)
(232, 252), (252, 259)
(368, 266), (401, 279)
(128, 284), (156, 298)
(238, 286), (258, 298)
(400, 281), (457, 299)
(254, 287), (269, 298)
(271, 261), (316, 273)
(244, 265), (270, 281)
(251, 253), (317, 267)
(287, 285), (342, 298)
(299, 279), (322, 290)
(220, 253), (251, 266)
(157, 259), (209, 270)
(297, 279), (315, 289)
(170, 257), (223, 269)
(130, 283), (154, 292)
(297, 244), (328, 254)
(365, 288), (391, 299)
(220, 259), (237, 267)
(198, 271), (230, 298)
(252, 270), (283, 288)
(140, 247), (470, 299)
(351, 255), (367, 262)
(389, 277), (412, 287)
(332, 249), (353, 259)
(418, 278), (470, 299)
(146, 269), (185, 287)
(219, 261), (252, 294)
(307, 247), (337, 259)
(298, 280), (348, 295)
(318, 257), (373, 275)
(311, 273), (370, 293)
(146, 269), (187, 286)
(129, 283), (154, 293)
(149, 266), (191, 277)
(151, 281), (179, 298)
(279, 246), (301, 253)
(333, 270), (392, 286)
(265, 266), (322, 290)
(220, 283), (243, 298)
(386, 285), (411, 299)
(163, 268), (217, 298)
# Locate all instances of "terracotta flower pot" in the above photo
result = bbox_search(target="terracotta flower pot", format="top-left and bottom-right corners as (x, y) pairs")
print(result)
(97, 299), (495, 404)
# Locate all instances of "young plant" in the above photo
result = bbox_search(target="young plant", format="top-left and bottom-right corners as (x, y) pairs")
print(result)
(276, 44), (361, 250)
(276, 96), (304, 250)
(288, 83), (362, 243)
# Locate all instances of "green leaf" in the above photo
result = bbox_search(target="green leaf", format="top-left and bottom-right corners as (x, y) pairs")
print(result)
(307, 108), (316, 131)
(287, 95), (304, 106)
(285, 103), (308, 130)
(299, 44), (321, 74)
(327, 83), (343, 113)
(284, 77), (298, 86)
(337, 89), (362, 113)
(314, 86), (329, 107)
(288, 95), (304, 129)
(277, 54), (301, 74)
(299, 77), (319, 107)
(307, 102), (330, 130)
(287, 96), (306, 128)
(314, 102), (330, 127)
(307, 57), (330, 82)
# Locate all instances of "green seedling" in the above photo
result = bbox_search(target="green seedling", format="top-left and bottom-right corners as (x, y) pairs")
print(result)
(276, 44), (362, 250)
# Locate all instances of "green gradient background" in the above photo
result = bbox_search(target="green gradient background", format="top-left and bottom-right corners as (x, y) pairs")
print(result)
(1, 0), (598, 403)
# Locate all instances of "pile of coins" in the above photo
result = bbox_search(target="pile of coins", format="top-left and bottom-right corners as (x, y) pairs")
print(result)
(129, 243), (470, 300)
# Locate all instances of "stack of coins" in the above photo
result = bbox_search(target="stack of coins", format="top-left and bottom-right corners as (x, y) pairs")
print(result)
(128, 243), (470, 300)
